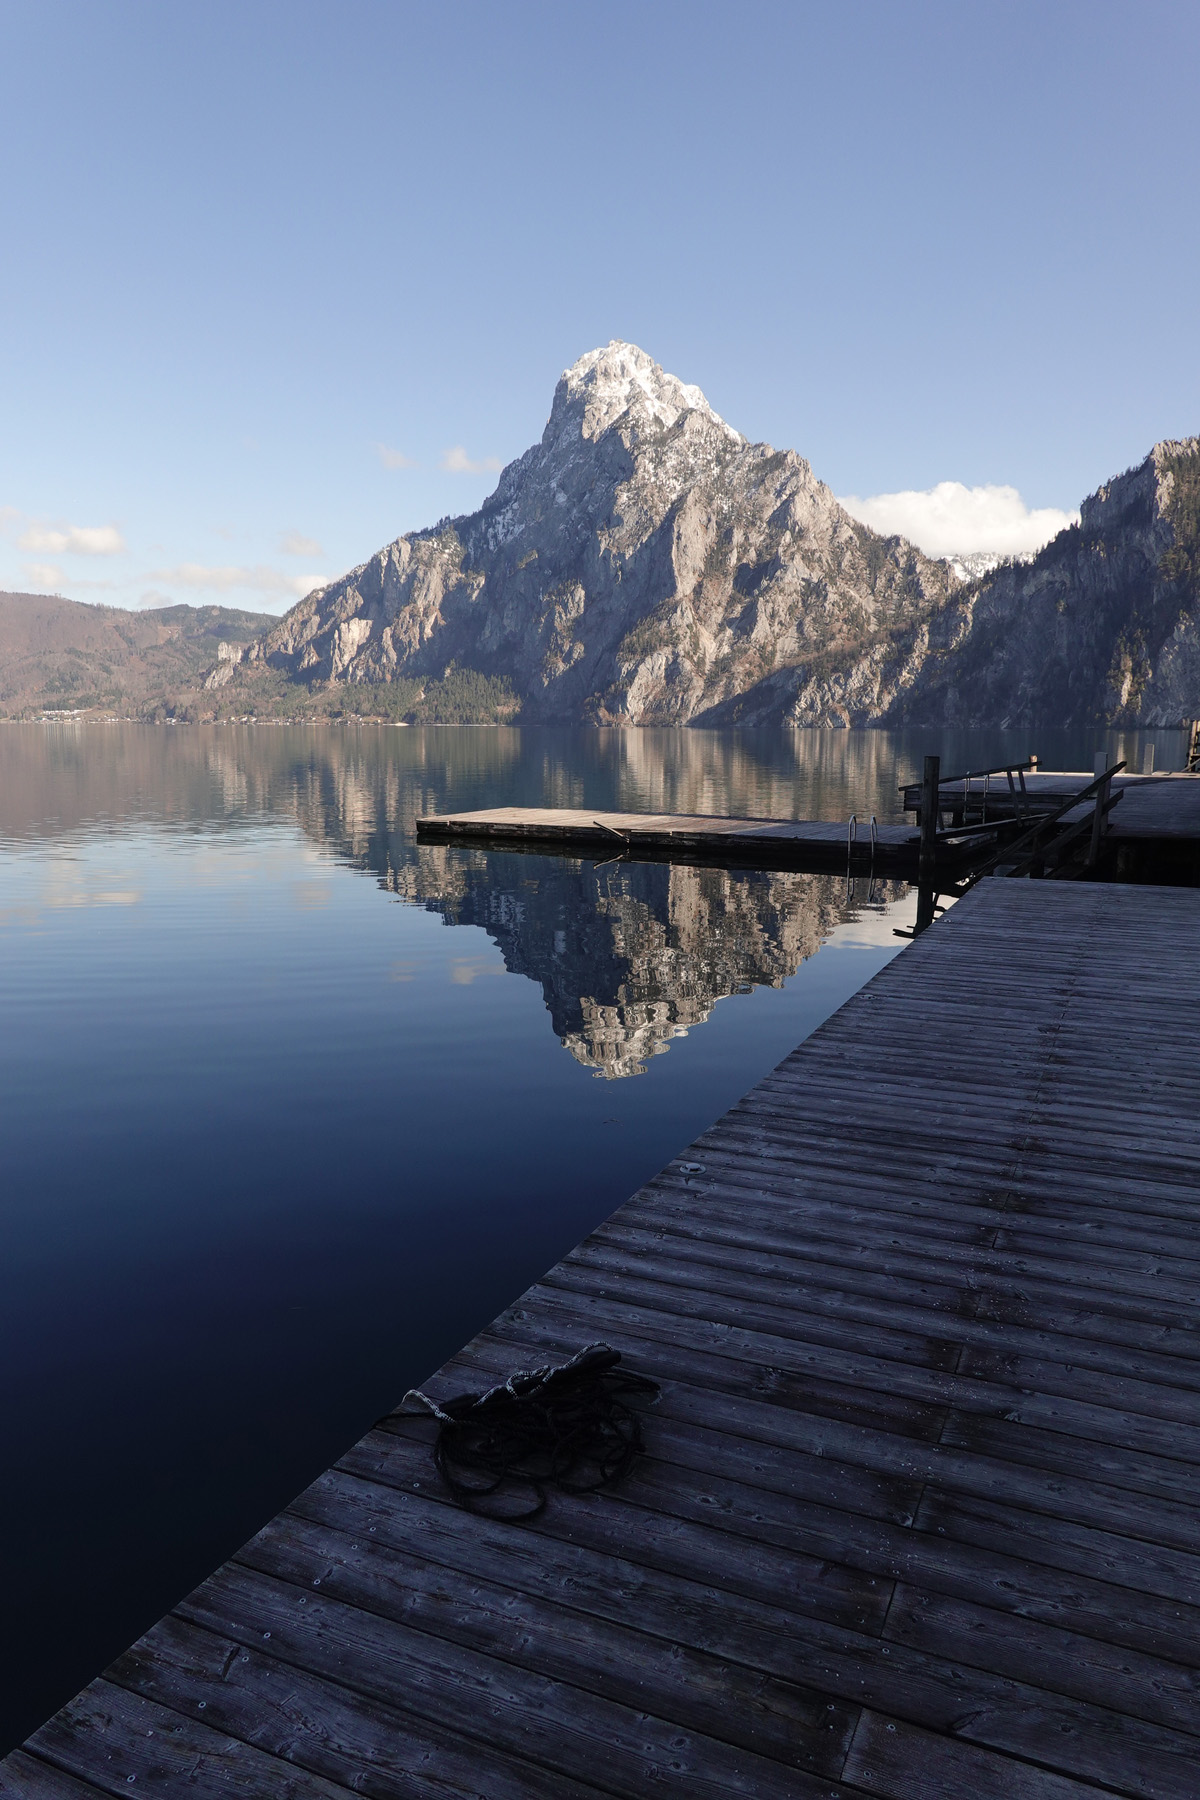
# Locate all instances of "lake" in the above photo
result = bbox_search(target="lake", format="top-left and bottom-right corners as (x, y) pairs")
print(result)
(0, 718), (1182, 1749)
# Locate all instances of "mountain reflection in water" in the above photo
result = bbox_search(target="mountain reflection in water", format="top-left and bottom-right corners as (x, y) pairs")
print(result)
(1, 722), (918, 1074)
(271, 727), (913, 1075)
(396, 854), (895, 1077)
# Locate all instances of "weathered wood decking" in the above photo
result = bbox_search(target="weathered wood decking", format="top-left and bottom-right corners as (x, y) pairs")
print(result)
(1101, 773), (1200, 840)
(5, 878), (1200, 1798)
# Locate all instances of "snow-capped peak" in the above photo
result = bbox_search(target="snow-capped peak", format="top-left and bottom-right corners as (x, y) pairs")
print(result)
(557, 341), (741, 445)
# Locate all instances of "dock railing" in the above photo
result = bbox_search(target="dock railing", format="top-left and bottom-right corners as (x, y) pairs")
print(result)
(903, 759), (1127, 936)
(902, 758), (1040, 829)
(960, 760), (1126, 887)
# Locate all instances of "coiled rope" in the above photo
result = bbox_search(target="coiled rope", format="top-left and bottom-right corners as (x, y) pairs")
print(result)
(399, 1342), (660, 1520)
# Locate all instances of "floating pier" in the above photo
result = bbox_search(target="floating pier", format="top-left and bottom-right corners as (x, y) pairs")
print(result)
(417, 770), (1200, 890)
(6, 877), (1200, 1798)
(415, 805), (989, 879)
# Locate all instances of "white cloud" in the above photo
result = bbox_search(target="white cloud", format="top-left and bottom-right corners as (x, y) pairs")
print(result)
(18, 522), (126, 556)
(280, 530), (324, 557)
(376, 443), (418, 470)
(144, 562), (330, 601)
(837, 482), (1078, 559)
(0, 510), (336, 614)
(24, 562), (65, 589)
(288, 574), (332, 601)
(440, 445), (503, 475)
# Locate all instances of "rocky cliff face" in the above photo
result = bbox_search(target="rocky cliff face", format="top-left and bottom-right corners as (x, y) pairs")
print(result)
(892, 439), (1200, 728)
(206, 344), (1199, 728)
(208, 342), (961, 726)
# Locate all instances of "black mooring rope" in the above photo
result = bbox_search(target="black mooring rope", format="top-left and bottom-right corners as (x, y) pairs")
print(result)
(397, 1343), (660, 1520)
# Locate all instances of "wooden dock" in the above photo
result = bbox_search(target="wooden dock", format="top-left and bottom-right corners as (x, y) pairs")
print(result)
(416, 779), (1200, 886)
(5, 878), (1200, 1798)
(416, 805), (939, 875)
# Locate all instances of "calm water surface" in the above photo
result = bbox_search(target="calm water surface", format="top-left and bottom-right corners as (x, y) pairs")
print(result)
(0, 721), (1182, 1747)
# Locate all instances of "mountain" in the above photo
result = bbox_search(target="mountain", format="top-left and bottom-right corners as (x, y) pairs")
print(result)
(6, 353), (1194, 729)
(896, 440), (1200, 727)
(195, 343), (1195, 729)
(0, 593), (274, 718)
(205, 342), (961, 725)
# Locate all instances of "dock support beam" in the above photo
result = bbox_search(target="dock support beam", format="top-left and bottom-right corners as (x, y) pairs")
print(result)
(915, 754), (940, 935)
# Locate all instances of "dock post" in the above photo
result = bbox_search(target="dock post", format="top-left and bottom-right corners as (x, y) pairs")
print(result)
(915, 754), (940, 935)
(1085, 762), (1114, 871)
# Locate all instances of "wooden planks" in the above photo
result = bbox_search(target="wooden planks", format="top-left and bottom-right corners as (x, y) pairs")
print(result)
(1106, 775), (1200, 841)
(4, 878), (1200, 1798)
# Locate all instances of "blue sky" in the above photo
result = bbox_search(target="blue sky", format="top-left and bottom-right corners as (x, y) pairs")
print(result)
(1, 0), (1197, 612)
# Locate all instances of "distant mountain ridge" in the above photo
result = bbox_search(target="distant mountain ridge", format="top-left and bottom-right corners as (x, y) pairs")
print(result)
(0, 593), (274, 717)
(207, 342), (1200, 727)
